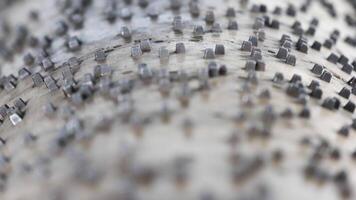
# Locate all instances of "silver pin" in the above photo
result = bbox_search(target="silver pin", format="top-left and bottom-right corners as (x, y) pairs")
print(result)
(339, 87), (351, 99)
(211, 23), (222, 33)
(241, 41), (252, 51)
(226, 7), (236, 17)
(9, 112), (23, 126)
(172, 16), (183, 33)
(193, 25), (204, 37)
(276, 47), (288, 59)
(189, 1), (200, 17)
(41, 58), (54, 71)
(23, 53), (34, 66)
(251, 48), (262, 60)
(14, 98), (26, 113)
(44, 75), (59, 92)
(341, 64), (352, 74)
(253, 17), (264, 30)
(286, 54), (296, 66)
(159, 47), (170, 63)
(68, 57), (81, 73)
(327, 53), (339, 64)
(94, 64), (113, 79)
(140, 39), (151, 52)
(137, 63), (153, 81)
(256, 60), (266, 71)
(131, 45), (142, 59)
(320, 71), (332, 83)
(94, 49), (107, 62)
(245, 60), (256, 71)
(170, 0), (182, 10)
(175, 43), (186, 54)
(54, 20), (68, 36)
(0, 105), (9, 121)
(120, 26), (132, 41)
(205, 11), (215, 24)
(311, 64), (323, 75)
(207, 61), (219, 77)
(32, 73), (44, 87)
(215, 44), (225, 55)
(203, 48), (215, 59)
(257, 29), (265, 41)
(248, 35), (258, 46)
(67, 36), (81, 52)
(18, 67), (31, 80)
(282, 40), (292, 49)
(227, 20), (238, 30)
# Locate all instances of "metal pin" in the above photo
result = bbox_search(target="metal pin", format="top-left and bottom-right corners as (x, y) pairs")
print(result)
(310, 86), (322, 99)
(67, 36), (82, 52)
(68, 57), (81, 73)
(338, 125), (349, 137)
(94, 49), (107, 62)
(41, 58), (54, 71)
(32, 73), (44, 87)
(23, 53), (34, 66)
(241, 41), (252, 51)
(207, 62), (218, 77)
(256, 60), (266, 71)
(270, 19), (280, 29)
(175, 43), (185, 54)
(205, 11), (215, 24)
(18, 67), (31, 80)
(327, 53), (339, 64)
(245, 60), (256, 71)
(203, 48), (215, 59)
(193, 25), (204, 37)
(55, 20), (68, 36)
(341, 64), (352, 74)
(211, 23), (222, 33)
(226, 7), (236, 17)
(339, 87), (351, 99)
(311, 64), (323, 75)
(172, 16), (183, 33)
(323, 39), (333, 49)
(0, 105), (9, 121)
(253, 17), (264, 30)
(189, 1), (200, 17)
(320, 71), (332, 83)
(286, 54), (296, 66)
(170, 0), (182, 10)
(257, 29), (265, 41)
(9, 112), (23, 126)
(227, 20), (238, 30)
(338, 55), (349, 65)
(14, 98), (26, 113)
(282, 40), (292, 49)
(272, 72), (284, 84)
(276, 47), (288, 59)
(248, 35), (258, 46)
(344, 101), (355, 113)
(131, 45), (142, 59)
(159, 47), (170, 63)
(140, 39), (151, 52)
(311, 41), (322, 51)
(44, 75), (59, 92)
(215, 44), (225, 55)
(299, 106), (311, 118)
(120, 26), (132, 41)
